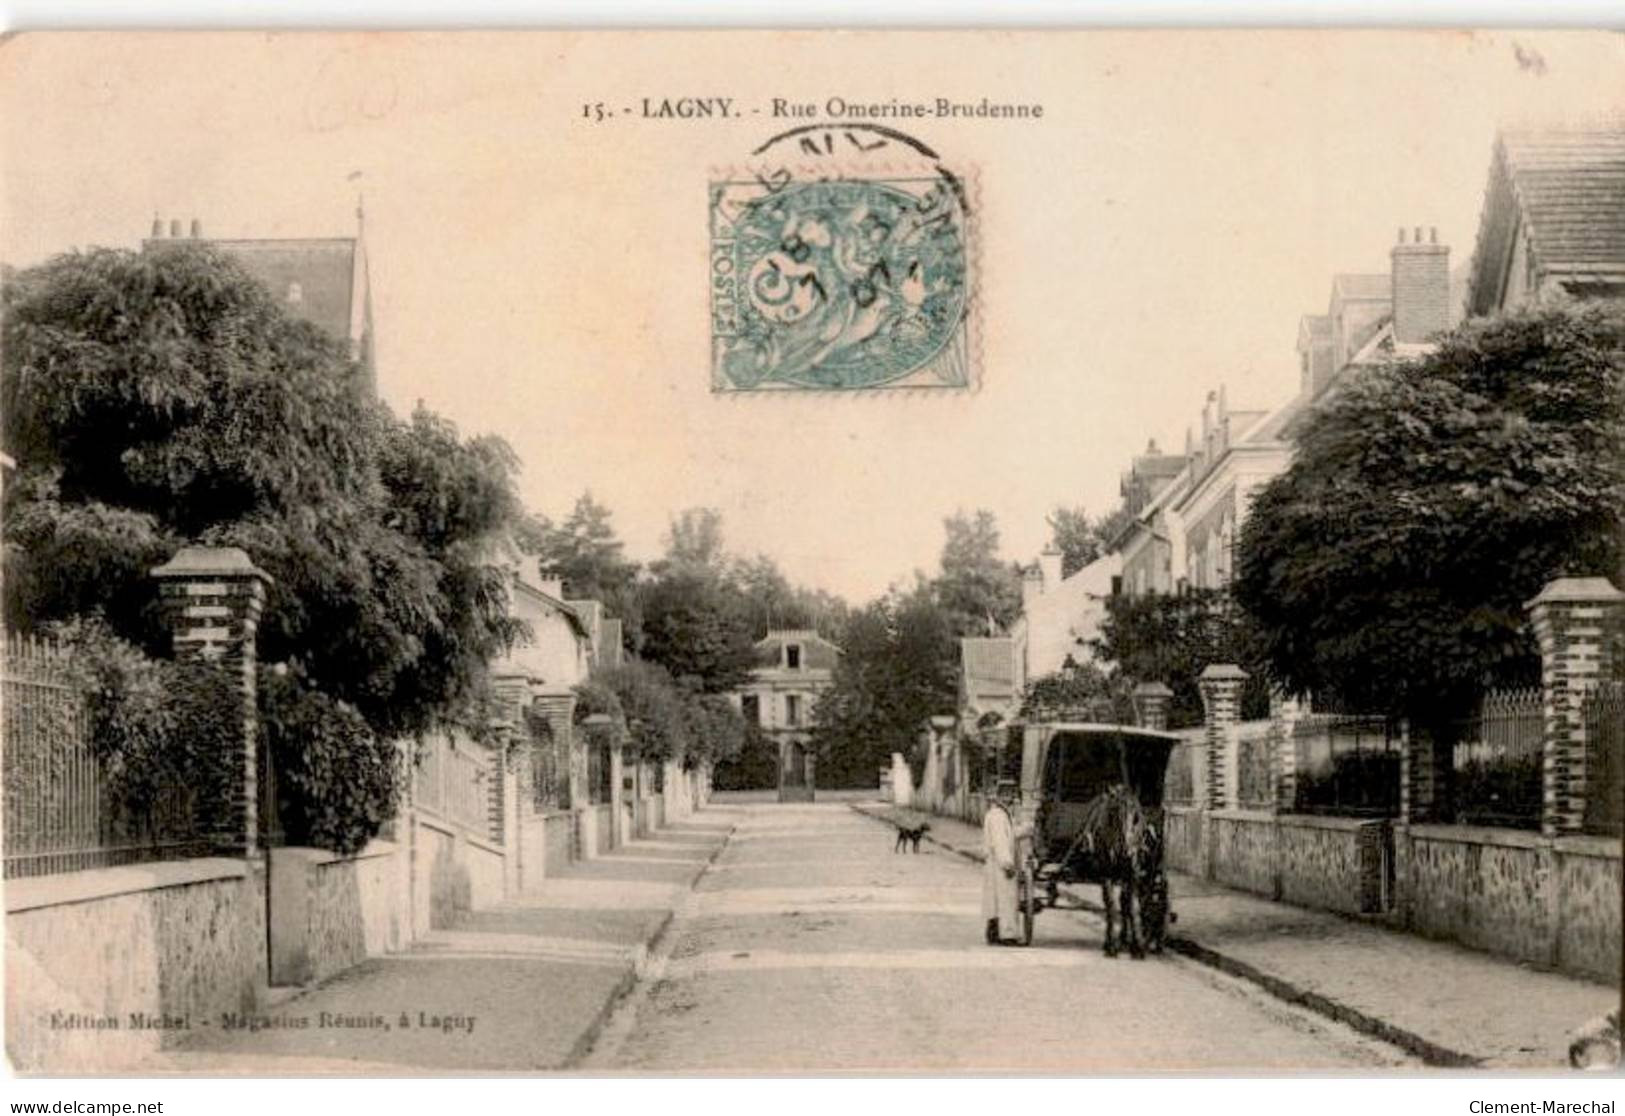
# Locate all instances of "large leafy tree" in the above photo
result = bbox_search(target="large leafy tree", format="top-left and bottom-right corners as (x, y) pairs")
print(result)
(936, 509), (1022, 636)
(1093, 588), (1266, 728)
(1235, 304), (1625, 723)
(3, 246), (527, 846)
(811, 583), (958, 786)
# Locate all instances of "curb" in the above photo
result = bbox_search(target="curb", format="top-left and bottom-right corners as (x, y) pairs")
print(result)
(847, 801), (1480, 1069)
(560, 815), (737, 1069)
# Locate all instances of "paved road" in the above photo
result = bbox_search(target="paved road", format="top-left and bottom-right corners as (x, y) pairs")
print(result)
(587, 800), (1416, 1073)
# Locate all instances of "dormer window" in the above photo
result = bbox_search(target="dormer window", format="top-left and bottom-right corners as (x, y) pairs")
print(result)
(786, 644), (802, 670)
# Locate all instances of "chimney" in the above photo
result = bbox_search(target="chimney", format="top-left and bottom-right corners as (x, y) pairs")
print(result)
(1391, 224), (1450, 344)
(150, 214), (163, 239)
(169, 219), (182, 238)
(1021, 563), (1044, 616)
(190, 218), (202, 239)
(1039, 546), (1064, 588)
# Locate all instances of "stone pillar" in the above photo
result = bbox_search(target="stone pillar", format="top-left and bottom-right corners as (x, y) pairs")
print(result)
(151, 546), (272, 856)
(1270, 690), (1304, 815)
(1527, 577), (1625, 838)
(1198, 664), (1248, 811)
(610, 742), (626, 849)
(1398, 716), (1447, 825)
(1133, 681), (1174, 731)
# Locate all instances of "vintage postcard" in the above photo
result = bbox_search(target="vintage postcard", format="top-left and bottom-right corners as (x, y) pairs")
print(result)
(2, 29), (1623, 1081)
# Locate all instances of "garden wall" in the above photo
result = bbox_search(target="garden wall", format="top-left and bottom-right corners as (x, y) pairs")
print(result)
(6, 859), (265, 1072)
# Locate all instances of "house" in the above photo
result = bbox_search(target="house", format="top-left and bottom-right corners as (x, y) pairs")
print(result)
(1113, 221), (1466, 599)
(1464, 126), (1625, 315)
(143, 214), (377, 399)
(734, 629), (840, 802)
(1008, 546), (1121, 695)
(960, 636), (1017, 727)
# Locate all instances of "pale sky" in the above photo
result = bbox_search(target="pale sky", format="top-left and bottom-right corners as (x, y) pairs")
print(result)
(3, 30), (1622, 602)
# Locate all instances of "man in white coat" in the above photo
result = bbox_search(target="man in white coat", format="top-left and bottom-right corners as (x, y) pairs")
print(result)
(982, 782), (1024, 945)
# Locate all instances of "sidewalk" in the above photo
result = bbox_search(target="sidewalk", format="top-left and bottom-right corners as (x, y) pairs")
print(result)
(852, 800), (1617, 1070)
(143, 810), (737, 1074)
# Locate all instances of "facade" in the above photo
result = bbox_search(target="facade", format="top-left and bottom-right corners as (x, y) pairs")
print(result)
(960, 636), (1017, 727)
(143, 215), (378, 399)
(735, 629), (840, 802)
(1008, 547), (1121, 695)
(1114, 223), (1464, 598)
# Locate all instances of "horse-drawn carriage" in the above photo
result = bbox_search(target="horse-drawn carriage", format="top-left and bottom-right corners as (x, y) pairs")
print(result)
(985, 720), (1179, 957)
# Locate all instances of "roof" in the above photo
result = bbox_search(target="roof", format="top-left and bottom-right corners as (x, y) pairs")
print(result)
(1297, 314), (1331, 347)
(1331, 273), (1392, 302)
(1467, 126), (1625, 313)
(753, 629), (841, 670)
(144, 233), (375, 397)
(961, 638), (1015, 688)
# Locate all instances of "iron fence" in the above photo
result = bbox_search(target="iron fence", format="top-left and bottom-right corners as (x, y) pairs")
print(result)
(1450, 688), (1544, 830)
(3, 635), (206, 879)
(1165, 739), (1197, 806)
(1292, 714), (1401, 818)
(1236, 723), (1274, 809)
(1582, 682), (1623, 837)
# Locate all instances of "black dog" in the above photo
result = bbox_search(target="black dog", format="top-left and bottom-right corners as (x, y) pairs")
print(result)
(894, 823), (931, 853)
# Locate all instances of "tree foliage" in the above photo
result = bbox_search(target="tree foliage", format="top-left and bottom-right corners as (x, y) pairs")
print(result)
(1235, 304), (1625, 721)
(1046, 505), (1131, 580)
(811, 585), (958, 786)
(1019, 660), (1135, 724)
(3, 246), (528, 851)
(936, 509), (1022, 636)
(523, 491), (641, 648)
(1094, 589), (1266, 728)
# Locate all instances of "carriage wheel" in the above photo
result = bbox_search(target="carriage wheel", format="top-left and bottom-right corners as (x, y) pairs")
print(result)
(1018, 864), (1036, 946)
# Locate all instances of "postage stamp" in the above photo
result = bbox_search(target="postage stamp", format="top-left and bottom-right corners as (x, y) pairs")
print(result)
(710, 125), (977, 393)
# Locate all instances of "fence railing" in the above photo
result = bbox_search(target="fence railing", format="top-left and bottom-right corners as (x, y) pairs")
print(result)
(1292, 713), (1401, 818)
(1450, 687), (1544, 830)
(414, 731), (499, 843)
(1582, 682), (1623, 837)
(1236, 722), (1274, 809)
(1165, 739), (1197, 806)
(3, 635), (206, 879)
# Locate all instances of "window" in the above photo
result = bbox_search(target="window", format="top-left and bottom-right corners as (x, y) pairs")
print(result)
(741, 693), (761, 726)
(286, 281), (303, 304)
(785, 694), (801, 726)
(786, 644), (802, 670)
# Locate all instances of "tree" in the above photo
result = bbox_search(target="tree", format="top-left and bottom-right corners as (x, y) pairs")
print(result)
(1019, 660), (1135, 723)
(1235, 304), (1625, 723)
(523, 491), (641, 649)
(2, 245), (528, 850)
(1046, 505), (1136, 579)
(811, 584), (958, 786)
(1094, 588), (1266, 728)
(658, 507), (727, 577)
(637, 569), (758, 694)
(936, 509), (1022, 636)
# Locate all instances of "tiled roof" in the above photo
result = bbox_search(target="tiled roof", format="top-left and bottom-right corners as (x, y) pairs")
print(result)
(1298, 314), (1332, 343)
(1500, 128), (1625, 272)
(961, 638), (1014, 688)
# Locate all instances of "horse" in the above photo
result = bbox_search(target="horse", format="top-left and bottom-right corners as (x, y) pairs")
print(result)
(1060, 783), (1155, 959)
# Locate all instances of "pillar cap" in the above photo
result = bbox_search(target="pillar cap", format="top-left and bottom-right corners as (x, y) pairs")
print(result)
(929, 714), (958, 729)
(1198, 663), (1249, 682)
(1132, 681), (1174, 698)
(151, 545), (273, 585)
(1525, 576), (1625, 610)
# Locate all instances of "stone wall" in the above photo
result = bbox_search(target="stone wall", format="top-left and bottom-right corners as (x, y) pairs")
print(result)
(6, 859), (264, 1072)
(1209, 811), (1277, 898)
(1164, 806), (1204, 875)
(1403, 825), (1621, 981)
(269, 842), (407, 987)
(1276, 816), (1378, 916)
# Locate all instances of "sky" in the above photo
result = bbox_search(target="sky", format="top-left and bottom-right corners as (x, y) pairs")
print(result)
(2, 30), (1622, 603)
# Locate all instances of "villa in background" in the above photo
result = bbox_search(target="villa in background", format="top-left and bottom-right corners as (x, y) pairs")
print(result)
(734, 629), (840, 802)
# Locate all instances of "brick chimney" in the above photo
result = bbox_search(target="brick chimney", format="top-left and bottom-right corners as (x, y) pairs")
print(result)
(1390, 225), (1450, 344)
(1021, 564), (1044, 616)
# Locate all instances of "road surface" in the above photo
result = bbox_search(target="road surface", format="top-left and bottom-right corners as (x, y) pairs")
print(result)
(586, 799), (1415, 1072)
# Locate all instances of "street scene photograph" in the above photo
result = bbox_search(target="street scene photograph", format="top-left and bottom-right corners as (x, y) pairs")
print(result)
(1, 27), (1622, 1086)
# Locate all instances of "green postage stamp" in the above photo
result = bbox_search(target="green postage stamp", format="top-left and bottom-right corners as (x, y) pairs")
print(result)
(709, 125), (977, 393)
